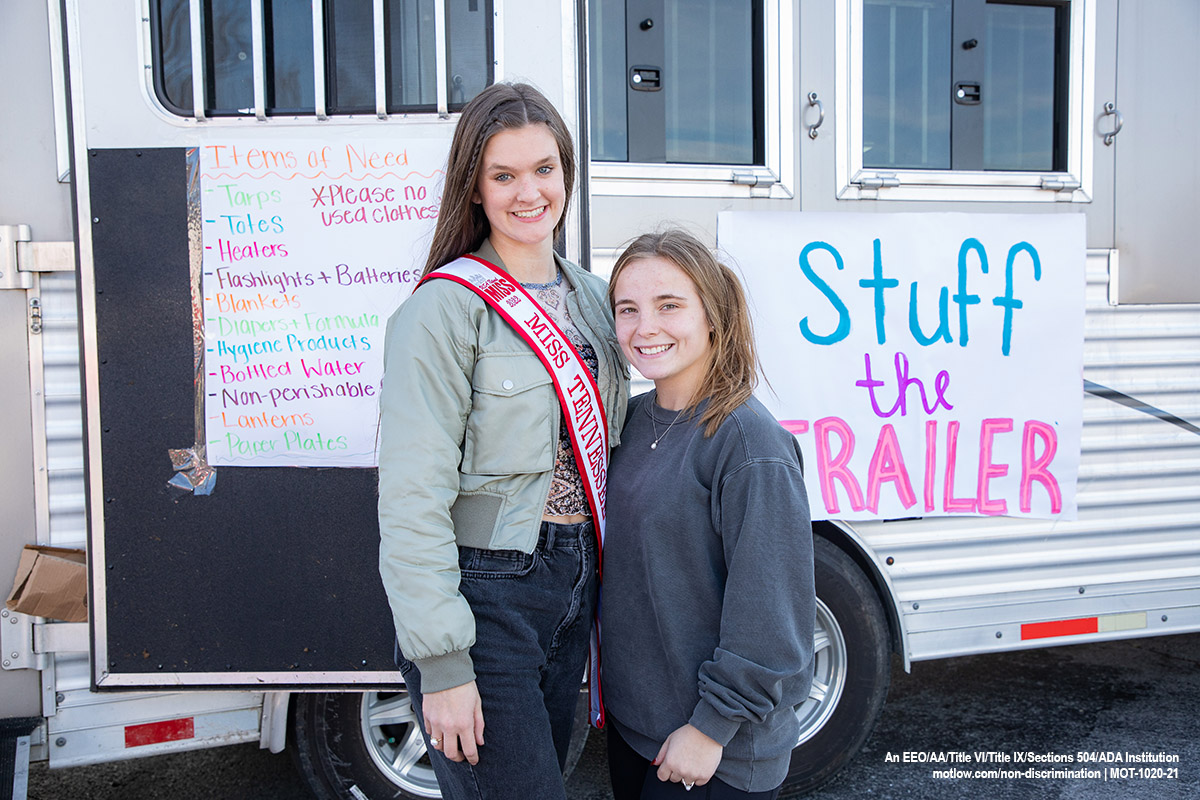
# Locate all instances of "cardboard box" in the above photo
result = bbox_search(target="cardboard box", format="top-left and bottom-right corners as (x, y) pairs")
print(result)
(5, 545), (87, 622)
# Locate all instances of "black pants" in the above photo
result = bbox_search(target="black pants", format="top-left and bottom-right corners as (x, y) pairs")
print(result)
(606, 725), (782, 800)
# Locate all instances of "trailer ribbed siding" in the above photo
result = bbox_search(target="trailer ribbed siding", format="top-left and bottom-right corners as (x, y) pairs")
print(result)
(39, 271), (86, 547)
(853, 252), (1200, 661)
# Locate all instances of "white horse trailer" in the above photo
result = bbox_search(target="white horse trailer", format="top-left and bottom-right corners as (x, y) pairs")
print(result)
(1, 1), (1198, 798)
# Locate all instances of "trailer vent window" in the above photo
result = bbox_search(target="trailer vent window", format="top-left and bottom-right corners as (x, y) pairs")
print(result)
(148, 0), (493, 119)
(839, 0), (1092, 201)
(589, 0), (765, 165)
(863, 0), (1069, 172)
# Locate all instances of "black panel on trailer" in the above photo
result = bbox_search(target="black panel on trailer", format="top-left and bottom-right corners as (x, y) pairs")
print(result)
(87, 148), (396, 683)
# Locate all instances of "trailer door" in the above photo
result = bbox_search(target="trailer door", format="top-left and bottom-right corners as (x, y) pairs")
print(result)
(1107, 1), (1200, 303)
(68, 1), (588, 691)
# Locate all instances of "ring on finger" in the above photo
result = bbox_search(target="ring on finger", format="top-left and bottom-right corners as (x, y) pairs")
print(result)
(683, 780), (694, 791)
(429, 736), (440, 747)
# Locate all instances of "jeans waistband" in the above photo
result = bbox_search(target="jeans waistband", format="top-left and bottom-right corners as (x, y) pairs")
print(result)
(537, 519), (595, 552)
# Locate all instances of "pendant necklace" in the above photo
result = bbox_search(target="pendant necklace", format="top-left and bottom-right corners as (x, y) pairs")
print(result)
(649, 397), (687, 450)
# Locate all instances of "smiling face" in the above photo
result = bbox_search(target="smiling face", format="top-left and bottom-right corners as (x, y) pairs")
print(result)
(472, 124), (566, 266)
(612, 256), (714, 410)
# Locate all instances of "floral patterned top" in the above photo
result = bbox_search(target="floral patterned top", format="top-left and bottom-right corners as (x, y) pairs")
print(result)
(521, 270), (598, 517)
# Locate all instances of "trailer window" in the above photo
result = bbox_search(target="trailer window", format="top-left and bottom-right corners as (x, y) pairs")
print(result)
(863, 0), (1067, 171)
(590, 0), (761, 165)
(588, 0), (793, 198)
(839, 0), (1093, 201)
(149, 0), (493, 118)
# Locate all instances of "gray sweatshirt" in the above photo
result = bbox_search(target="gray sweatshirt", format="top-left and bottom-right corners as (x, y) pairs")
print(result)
(602, 392), (815, 792)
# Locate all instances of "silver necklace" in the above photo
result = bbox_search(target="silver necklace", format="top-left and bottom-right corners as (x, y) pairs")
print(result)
(649, 401), (686, 450)
(518, 269), (562, 290)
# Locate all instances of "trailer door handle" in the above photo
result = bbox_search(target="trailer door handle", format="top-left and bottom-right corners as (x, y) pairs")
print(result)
(630, 66), (661, 91)
(954, 82), (981, 105)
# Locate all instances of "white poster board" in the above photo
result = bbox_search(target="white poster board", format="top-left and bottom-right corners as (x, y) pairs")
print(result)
(718, 212), (1086, 521)
(199, 138), (449, 467)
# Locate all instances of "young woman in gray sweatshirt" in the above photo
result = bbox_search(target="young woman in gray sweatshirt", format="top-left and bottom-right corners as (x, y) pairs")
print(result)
(603, 229), (815, 799)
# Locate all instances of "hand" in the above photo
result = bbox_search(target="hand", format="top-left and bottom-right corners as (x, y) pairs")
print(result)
(422, 681), (486, 764)
(653, 724), (723, 789)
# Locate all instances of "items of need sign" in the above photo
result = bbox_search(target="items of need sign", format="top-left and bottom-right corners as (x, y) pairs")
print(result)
(199, 139), (448, 467)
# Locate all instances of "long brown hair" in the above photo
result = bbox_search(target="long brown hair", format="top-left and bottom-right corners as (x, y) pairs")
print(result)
(609, 229), (760, 437)
(422, 82), (575, 276)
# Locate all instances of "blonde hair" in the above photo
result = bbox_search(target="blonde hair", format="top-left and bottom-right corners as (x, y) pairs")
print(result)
(609, 229), (760, 437)
(422, 83), (575, 277)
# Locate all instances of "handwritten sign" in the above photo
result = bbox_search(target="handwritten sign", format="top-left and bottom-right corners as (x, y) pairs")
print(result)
(200, 138), (449, 467)
(718, 212), (1086, 521)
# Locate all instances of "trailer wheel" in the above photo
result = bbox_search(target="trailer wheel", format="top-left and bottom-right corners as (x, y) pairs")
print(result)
(291, 690), (442, 799)
(780, 537), (891, 796)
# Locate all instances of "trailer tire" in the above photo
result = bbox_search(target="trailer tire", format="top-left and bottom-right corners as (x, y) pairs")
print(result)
(779, 537), (891, 797)
(291, 690), (443, 799)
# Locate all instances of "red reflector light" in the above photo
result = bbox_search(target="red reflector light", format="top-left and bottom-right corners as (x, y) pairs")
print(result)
(124, 717), (196, 748)
(1020, 617), (1099, 640)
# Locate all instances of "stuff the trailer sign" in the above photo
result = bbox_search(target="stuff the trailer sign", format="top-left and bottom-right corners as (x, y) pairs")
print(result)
(719, 212), (1086, 521)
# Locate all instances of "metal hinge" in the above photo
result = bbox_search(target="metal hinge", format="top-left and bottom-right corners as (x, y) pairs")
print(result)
(1040, 176), (1080, 191)
(3, 608), (88, 672)
(0, 225), (75, 289)
(731, 171), (779, 197)
(0, 224), (34, 290)
(33, 622), (88, 655)
(1, 609), (42, 671)
(729, 170), (777, 185)
(1040, 176), (1081, 199)
(856, 172), (902, 190)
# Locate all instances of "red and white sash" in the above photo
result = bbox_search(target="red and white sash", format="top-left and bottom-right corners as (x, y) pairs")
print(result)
(421, 255), (610, 727)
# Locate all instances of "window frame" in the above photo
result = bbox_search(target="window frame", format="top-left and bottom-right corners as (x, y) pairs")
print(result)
(588, 0), (794, 200)
(139, 0), (500, 126)
(835, 0), (1095, 202)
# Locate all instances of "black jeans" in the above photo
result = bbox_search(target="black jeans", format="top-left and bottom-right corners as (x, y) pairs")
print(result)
(398, 520), (598, 800)
(607, 724), (782, 800)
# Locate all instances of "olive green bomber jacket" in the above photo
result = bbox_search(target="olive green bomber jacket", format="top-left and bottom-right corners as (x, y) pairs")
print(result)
(377, 243), (628, 693)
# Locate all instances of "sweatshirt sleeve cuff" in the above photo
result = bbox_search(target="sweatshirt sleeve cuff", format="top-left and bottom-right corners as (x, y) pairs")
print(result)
(688, 700), (742, 747)
(412, 650), (476, 694)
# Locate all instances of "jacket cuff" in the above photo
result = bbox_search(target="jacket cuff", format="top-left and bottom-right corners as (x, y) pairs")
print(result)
(688, 700), (742, 747)
(412, 650), (476, 694)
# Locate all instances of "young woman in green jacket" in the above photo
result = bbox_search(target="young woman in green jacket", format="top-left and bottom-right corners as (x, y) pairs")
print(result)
(377, 82), (627, 800)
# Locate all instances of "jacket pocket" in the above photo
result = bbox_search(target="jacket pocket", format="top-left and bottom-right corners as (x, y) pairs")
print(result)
(462, 353), (555, 475)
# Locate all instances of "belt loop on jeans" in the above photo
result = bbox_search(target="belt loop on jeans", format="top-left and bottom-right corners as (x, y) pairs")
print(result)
(538, 519), (594, 553)
(538, 520), (555, 552)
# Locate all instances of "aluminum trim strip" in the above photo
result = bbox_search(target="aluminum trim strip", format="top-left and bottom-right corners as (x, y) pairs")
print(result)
(95, 671), (405, 688)
(188, 0), (206, 120)
(434, 0), (449, 117)
(250, 0), (266, 120)
(312, 0), (327, 119)
(373, 0), (387, 118)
